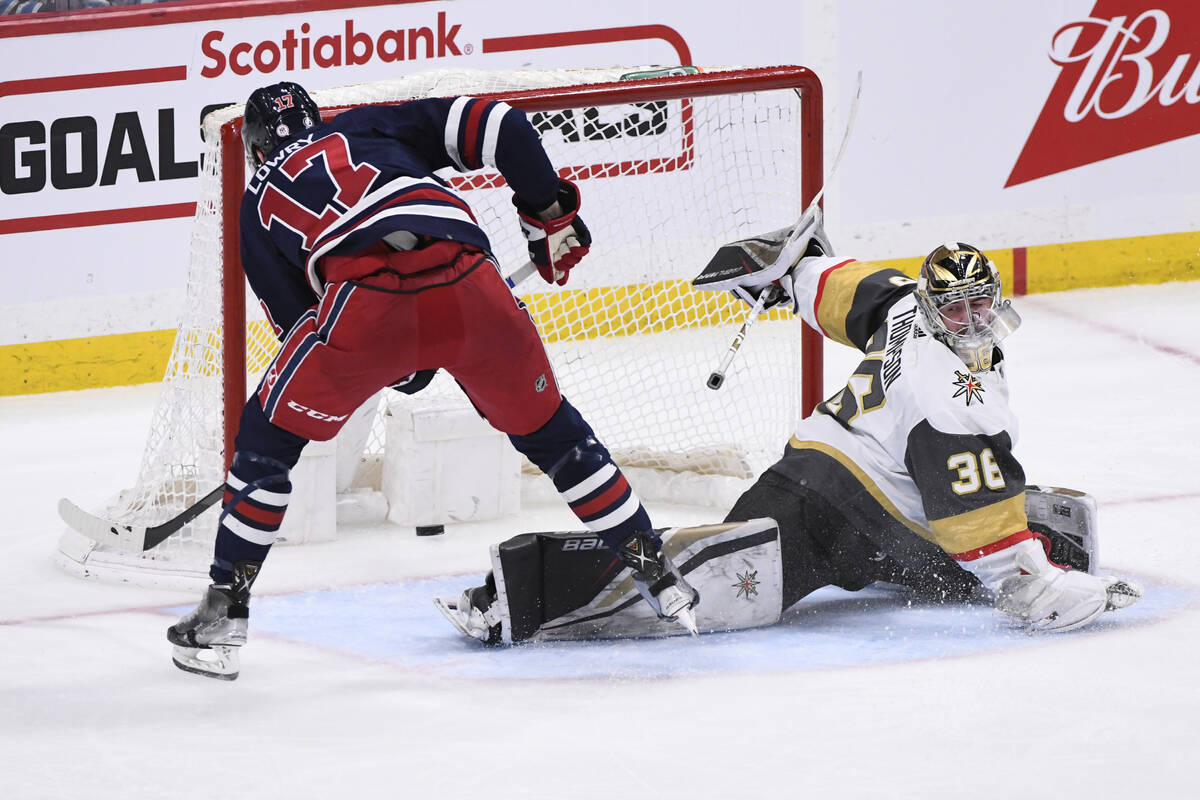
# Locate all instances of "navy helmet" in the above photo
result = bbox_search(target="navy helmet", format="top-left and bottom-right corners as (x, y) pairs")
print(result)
(241, 82), (320, 169)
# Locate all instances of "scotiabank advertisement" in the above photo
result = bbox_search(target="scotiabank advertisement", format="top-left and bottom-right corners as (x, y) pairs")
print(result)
(1, 0), (1197, 379)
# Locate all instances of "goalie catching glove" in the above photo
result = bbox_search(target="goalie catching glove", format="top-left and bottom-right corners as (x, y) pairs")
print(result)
(514, 178), (592, 286)
(692, 204), (834, 313)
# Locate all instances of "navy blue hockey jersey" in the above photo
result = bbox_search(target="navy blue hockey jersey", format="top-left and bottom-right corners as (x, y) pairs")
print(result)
(239, 97), (561, 336)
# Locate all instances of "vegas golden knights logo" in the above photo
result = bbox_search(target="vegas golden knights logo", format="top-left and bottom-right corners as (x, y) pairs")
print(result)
(732, 570), (761, 599)
(952, 370), (985, 406)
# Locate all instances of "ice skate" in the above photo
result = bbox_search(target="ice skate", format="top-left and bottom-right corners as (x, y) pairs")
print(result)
(1103, 577), (1142, 611)
(167, 584), (249, 680)
(435, 579), (503, 645)
(617, 531), (700, 636)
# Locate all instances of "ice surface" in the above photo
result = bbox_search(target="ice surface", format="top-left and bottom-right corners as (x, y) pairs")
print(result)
(3, 282), (1199, 799)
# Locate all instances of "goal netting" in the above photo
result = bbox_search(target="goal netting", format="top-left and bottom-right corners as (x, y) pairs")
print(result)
(56, 65), (825, 587)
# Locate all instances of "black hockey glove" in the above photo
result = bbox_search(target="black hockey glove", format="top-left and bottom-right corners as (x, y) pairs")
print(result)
(514, 179), (591, 286)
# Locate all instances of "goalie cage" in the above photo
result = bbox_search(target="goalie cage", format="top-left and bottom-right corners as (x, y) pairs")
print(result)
(55, 65), (826, 588)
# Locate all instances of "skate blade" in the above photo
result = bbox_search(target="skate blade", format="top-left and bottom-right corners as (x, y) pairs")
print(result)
(433, 597), (473, 638)
(673, 606), (699, 637)
(659, 591), (700, 637)
(172, 644), (240, 681)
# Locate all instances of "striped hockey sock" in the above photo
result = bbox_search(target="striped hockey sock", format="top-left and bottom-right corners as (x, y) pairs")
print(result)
(211, 451), (292, 584)
(554, 447), (652, 550)
(508, 399), (654, 552)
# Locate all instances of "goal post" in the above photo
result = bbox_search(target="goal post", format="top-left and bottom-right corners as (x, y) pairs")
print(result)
(57, 64), (826, 587)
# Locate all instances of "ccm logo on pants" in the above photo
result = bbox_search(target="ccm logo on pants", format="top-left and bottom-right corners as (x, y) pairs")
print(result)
(286, 400), (348, 423)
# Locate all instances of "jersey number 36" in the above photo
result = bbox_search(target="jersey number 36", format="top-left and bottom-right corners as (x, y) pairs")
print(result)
(947, 448), (1005, 495)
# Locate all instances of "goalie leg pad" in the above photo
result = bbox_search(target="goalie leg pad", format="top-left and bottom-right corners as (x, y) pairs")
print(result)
(437, 519), (784, 644)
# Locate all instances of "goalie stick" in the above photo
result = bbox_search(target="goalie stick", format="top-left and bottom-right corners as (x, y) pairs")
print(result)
(703, 71), (863, 390)
(58, 259), (540, 553)
(706, 286), (779, 389)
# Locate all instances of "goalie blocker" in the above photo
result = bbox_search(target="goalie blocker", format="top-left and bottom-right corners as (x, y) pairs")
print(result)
(436, 486), (1107, 644)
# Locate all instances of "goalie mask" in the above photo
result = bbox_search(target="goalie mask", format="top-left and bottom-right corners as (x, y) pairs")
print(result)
(916, 242), (1021, 372)
(242, 82), (320, 170)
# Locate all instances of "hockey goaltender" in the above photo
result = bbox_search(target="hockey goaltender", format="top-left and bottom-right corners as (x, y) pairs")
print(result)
(436, 209), (1142, 645)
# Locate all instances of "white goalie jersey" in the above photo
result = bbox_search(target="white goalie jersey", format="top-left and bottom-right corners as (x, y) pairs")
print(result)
(787, 256), (1029, 557)
(433, 249), (1143, 645)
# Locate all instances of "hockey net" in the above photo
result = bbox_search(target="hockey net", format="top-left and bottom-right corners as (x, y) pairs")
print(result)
(56, 65), (825, 586)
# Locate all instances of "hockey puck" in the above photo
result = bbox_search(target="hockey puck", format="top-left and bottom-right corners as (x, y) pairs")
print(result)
(415, 524), (445, 537)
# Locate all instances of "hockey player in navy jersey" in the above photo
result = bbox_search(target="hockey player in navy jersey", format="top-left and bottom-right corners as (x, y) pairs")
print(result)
(436, 210), (1142, 644)
(168, 81), (698, 679)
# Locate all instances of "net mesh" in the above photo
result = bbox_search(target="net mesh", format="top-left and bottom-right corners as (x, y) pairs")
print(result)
(56, 66), (817, 585)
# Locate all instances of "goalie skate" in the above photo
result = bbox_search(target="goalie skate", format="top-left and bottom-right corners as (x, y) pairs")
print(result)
(1104, 577), (1142, 611)
(434, 584), (503, 645)
(167, 584), (249, 680)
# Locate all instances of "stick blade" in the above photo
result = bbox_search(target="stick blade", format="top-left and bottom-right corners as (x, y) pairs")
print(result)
(57, 497), (147, 552)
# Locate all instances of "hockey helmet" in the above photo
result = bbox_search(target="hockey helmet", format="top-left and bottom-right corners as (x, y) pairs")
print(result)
(242, 82), (320, 169)
(915, 242), (1021, 372)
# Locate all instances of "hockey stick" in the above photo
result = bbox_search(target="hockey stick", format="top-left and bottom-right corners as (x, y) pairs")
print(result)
(58, 259), (542, 553)
(799, 70), (863, 216)
(505, 259), (537, 289)
(58, 486), (224, 553)
(706, 286), (779, 390)
(704, 71), (863, 390)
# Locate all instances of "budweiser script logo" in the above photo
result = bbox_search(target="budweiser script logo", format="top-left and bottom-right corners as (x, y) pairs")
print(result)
(1007, 1), (1200, 186)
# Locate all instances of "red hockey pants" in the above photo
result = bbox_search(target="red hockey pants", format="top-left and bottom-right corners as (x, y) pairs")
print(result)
(257, 242), (562, 441)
